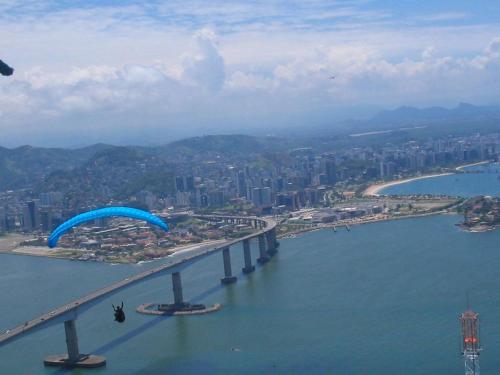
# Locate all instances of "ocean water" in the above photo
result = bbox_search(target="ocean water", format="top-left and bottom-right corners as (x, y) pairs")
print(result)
(381, 162), (500, 197)
(0, 167), (499, 374)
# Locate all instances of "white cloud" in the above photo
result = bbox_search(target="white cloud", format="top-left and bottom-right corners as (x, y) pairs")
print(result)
(2, 32), (498, 115)
(0, 1), (499, 146)
(486, 37), (500, 57)
(182, 28), (226, 91)
(415, 12), (468, 22)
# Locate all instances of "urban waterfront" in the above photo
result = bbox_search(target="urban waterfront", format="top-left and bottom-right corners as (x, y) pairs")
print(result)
(0, 169), (499, 374)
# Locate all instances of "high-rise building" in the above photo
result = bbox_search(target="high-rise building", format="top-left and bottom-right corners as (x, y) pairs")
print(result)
(40, 191), (63, 206)
(276, 193), (294, 210)
(175, 176), (185, 192)
(5, 214), (16, 231)
(185, 176), (195, 191)
(208, 190), (224, 207)
(176, 191), (191, 207)
(137, 190), (157, 210)
(261, 187), (272, 207)
(0, 207), (6, 232)
(325, 159), (337, 185)
(175, 176), (195, 192)
(22, 200), (40, 231)
(237, 170), (247, 198)
(252, 187), (262, 207)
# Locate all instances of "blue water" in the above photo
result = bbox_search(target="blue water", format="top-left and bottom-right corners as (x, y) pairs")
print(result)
(381, 162), (500, 197)
(0, 166), (499, 374)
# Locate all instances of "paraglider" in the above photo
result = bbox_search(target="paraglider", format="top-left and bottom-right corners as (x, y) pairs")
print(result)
(47, 206), (169, 248)
(112, 302), (125, 323)
(0, 60), (14, 76)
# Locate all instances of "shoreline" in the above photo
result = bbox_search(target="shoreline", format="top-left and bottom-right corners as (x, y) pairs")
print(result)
(456, 223), (499, 233)
(363, 160), (492, 197)
(455, 160), (490, 171)
(0, 238), (229, 265)
(363, 173), (454, 197)
(278, 209), (457, 240)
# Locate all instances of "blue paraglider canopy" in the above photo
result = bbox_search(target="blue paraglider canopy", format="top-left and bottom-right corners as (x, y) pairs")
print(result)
(48, 206), (168, 248)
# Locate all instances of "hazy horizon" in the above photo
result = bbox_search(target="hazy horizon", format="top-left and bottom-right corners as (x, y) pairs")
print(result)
(1, 0), (499, 147)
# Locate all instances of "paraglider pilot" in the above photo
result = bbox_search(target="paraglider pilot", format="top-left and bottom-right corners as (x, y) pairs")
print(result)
(112, 302), (126, 323)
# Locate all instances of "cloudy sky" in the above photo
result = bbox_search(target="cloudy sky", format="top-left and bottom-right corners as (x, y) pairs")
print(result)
(1, 0), (499, 147)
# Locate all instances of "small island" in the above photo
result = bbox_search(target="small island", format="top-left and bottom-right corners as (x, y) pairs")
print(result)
(458, 196), (500, 232)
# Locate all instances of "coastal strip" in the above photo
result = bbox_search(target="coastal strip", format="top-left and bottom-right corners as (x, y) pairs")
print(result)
(455, 160), (490, 170)
(364, 160), (493, 197)
(278, 209), (454, 240)
(363, 173), (454, 197)
(0, 236), (228, 264)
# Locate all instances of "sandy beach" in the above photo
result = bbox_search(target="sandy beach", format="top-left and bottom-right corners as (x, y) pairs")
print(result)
(455, 160), (490, 170)
(363, 172), (454, 197)
(363, 160), (493, 197)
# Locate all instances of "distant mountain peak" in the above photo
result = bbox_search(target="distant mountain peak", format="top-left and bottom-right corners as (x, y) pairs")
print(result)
(371, 102), (500, 125)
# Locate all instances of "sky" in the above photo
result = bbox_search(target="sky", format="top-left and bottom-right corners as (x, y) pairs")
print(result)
(0, 0), (499, 147)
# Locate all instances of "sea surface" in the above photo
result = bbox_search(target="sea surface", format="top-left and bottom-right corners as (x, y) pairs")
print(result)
(381, 162), (500, 197)
(0, 164), (499, 374)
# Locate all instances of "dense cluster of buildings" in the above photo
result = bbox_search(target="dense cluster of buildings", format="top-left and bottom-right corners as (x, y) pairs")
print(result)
(0, 132), (498, 237)
(16, 214), (254, 262)
(166, 132), (499, 213)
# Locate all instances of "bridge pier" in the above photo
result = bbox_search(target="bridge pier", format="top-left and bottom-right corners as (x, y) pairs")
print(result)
(149, 271), (211, 314)
(64, 319), (80, 362)
(44, 319), (106, 368)
(257, 234), (270, 264)
(266, 228), (278, 257)
(241, 239), (255, 274)
(172, 272), (184, 306)
(221, 247), (237, 284)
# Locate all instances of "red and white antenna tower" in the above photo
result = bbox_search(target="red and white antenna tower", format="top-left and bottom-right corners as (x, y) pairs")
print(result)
(460, 309), (481, 375)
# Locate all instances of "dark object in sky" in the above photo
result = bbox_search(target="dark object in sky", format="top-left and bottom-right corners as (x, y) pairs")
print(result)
(113, 302), (126, 323)
(0, 60), (14, 76)
(329, 75), (336, 80)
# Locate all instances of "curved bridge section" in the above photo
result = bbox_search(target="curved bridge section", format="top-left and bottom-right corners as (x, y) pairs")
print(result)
(0, 214), (278, 363)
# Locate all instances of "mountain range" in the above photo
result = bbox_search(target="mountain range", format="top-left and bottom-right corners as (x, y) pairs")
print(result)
(1, 103), (499, 192)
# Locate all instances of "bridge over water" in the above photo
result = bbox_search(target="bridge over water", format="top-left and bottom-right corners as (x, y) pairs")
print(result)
(0, 214), (278, 368)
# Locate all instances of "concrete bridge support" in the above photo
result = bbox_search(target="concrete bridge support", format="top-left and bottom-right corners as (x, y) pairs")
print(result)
(64, 320), (80, 362)
(257, 234), (270, 264)
(266, 228), (278, 257)
(221, 247), (237, 284)
(172, 272), (184, 306)
(44, 319), (106, 368)
(241, 239), (255, 274)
